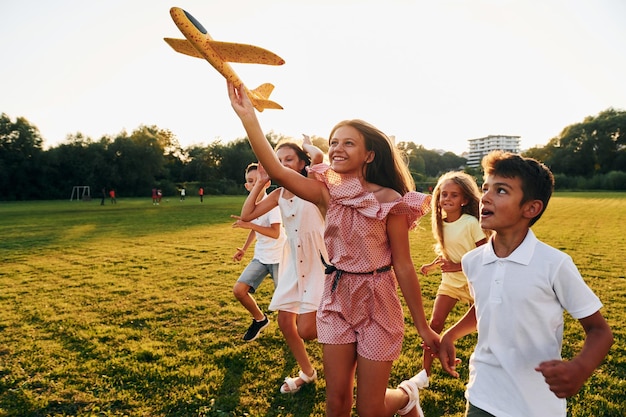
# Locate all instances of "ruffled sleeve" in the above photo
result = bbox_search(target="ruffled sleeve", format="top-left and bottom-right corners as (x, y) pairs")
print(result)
(308, 163), (431, 228)
(383, 192), (431, 229)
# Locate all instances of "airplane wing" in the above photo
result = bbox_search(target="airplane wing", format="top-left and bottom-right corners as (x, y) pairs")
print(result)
(164, 37), (284, 66)
(252, 83), (275, 99)
(248, 84), (283, 111)
(164, 38), (203, 59)
(251, 99), (283, 111)
(208, 41), (285, 65)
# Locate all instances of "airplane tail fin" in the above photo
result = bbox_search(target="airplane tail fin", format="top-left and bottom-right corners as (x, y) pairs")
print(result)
(249, 83), (283, 111)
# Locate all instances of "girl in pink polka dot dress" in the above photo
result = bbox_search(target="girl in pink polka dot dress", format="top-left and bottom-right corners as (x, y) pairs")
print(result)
(229, 82), (439, 417)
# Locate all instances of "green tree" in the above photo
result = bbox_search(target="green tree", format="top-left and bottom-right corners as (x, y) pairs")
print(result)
(0, 113), (45, 200)
(44, 133), (110, 199)
(535, 108), (626, 176)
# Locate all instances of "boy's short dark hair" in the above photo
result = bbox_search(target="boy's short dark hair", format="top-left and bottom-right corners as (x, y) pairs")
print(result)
(482, 151), (555, 226)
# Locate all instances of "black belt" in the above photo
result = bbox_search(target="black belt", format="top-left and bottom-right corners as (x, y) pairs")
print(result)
(320, 255), (392, 292)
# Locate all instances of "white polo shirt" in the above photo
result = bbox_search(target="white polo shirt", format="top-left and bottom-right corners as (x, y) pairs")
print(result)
(461, 229), (602, 417)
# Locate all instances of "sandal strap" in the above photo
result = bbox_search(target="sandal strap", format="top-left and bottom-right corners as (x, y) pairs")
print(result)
(298, 369), (317, 383)
(397, 380), (424, 417)
(283, 376), (299, 392)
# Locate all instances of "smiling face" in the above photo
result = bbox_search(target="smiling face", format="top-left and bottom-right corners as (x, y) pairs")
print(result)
(328, 125), (373, 176)
(439, 179), (469, 222)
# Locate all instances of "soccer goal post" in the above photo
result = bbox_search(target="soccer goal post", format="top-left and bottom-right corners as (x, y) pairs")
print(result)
(70, 186), (91, 201)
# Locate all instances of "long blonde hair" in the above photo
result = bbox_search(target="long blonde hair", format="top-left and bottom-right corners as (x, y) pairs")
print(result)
(431, 171), (485, 259)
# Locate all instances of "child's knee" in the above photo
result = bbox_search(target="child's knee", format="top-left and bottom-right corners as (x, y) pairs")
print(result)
(298, 325), (317, 341)
(232, 283), (250, 300)
(326, 393), (353, 417)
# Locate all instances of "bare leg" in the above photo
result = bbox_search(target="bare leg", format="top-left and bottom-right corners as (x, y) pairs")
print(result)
(233, 282), (264, 321)
(296, 311), (317, 341)
(324, 343), (357, 417)
(278, 310), (315, 389)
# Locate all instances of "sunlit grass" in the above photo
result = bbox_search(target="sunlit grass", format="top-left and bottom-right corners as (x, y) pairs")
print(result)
(0, 194), (624, 416)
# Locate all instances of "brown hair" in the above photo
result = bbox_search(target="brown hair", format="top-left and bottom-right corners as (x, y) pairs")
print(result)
(275, 142), (311, 177)
(328, 119), (414, 195)
(481, 151), (554, 226)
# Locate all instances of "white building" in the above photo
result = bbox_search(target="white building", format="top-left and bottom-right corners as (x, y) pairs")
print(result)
(467, 135), (521, 167)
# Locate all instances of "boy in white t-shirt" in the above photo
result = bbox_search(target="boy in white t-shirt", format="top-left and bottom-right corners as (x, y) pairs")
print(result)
(439, 151), (613, 417)
(231, 163), (286, 342)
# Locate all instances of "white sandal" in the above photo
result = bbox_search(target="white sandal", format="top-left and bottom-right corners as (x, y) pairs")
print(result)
(397, 370), (428, 416)
(280, 369), (317, 394)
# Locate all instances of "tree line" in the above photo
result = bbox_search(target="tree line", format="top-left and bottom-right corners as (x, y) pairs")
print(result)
(1, 108), (625, 201)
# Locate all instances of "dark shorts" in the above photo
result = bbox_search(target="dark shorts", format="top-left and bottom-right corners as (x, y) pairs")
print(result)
(466, 402), (496, 417)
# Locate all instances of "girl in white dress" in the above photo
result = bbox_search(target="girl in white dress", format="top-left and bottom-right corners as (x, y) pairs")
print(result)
(240, 136), (328, 394)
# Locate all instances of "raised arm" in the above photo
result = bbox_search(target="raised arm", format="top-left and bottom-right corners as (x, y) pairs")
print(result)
(239, 170), (279, 222)
(302, 134), (324, 166)
(227, 82), (329, 211)
(231, 214), (282, 239)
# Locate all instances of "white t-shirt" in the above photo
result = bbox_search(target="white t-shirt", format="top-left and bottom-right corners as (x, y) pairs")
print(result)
(252, 202), (286, 265)
(461, 229), (602, 417)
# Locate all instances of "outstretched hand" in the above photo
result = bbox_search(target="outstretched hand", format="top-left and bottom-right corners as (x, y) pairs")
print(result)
(227, 81), (255, 120)
(256, 163), (271, 184)
(231, 214), (253, 230)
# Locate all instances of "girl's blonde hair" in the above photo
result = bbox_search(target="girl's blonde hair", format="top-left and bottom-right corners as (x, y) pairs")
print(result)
(431, 171), (486, 259)
(328, 119), (414, 195)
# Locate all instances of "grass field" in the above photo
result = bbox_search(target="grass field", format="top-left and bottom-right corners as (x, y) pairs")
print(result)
(0, 193), (624, 417)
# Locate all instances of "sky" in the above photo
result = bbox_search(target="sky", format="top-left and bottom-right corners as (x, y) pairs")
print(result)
(1, 0), (625, 155)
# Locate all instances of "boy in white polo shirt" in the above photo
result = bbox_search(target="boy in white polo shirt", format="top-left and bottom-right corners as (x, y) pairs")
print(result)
(438, 151), (613, 417)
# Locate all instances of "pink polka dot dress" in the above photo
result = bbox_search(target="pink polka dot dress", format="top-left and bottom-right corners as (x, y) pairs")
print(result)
(309, 164), (431, 361)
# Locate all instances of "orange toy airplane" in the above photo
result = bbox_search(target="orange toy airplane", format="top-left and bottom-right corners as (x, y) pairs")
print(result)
(164, 7), (285, 111)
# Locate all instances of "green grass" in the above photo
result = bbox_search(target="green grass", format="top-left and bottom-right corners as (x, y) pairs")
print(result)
(0, 193), (624, 417)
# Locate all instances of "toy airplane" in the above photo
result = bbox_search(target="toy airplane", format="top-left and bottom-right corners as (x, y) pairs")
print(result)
(164, 7), (285, 111)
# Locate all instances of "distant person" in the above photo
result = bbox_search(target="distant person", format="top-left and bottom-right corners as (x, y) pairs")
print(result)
(417, 171), (488, 389)
(180, 187), (186, 201)
(231, 163), (286, 342)
(199, 187), (204, 203)
(152, 188), (158, 205)
(157, 189), (162, 204)
(109, 189), (117, 204)
(101, 188), (106, 206)
(439, 151), (613, 417)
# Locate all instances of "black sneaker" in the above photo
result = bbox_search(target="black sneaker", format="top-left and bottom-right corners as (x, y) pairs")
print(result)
(242, 315), (269, 342)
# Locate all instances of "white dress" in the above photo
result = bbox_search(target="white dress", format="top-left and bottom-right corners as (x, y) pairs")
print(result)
(269, 188), (327, 314)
